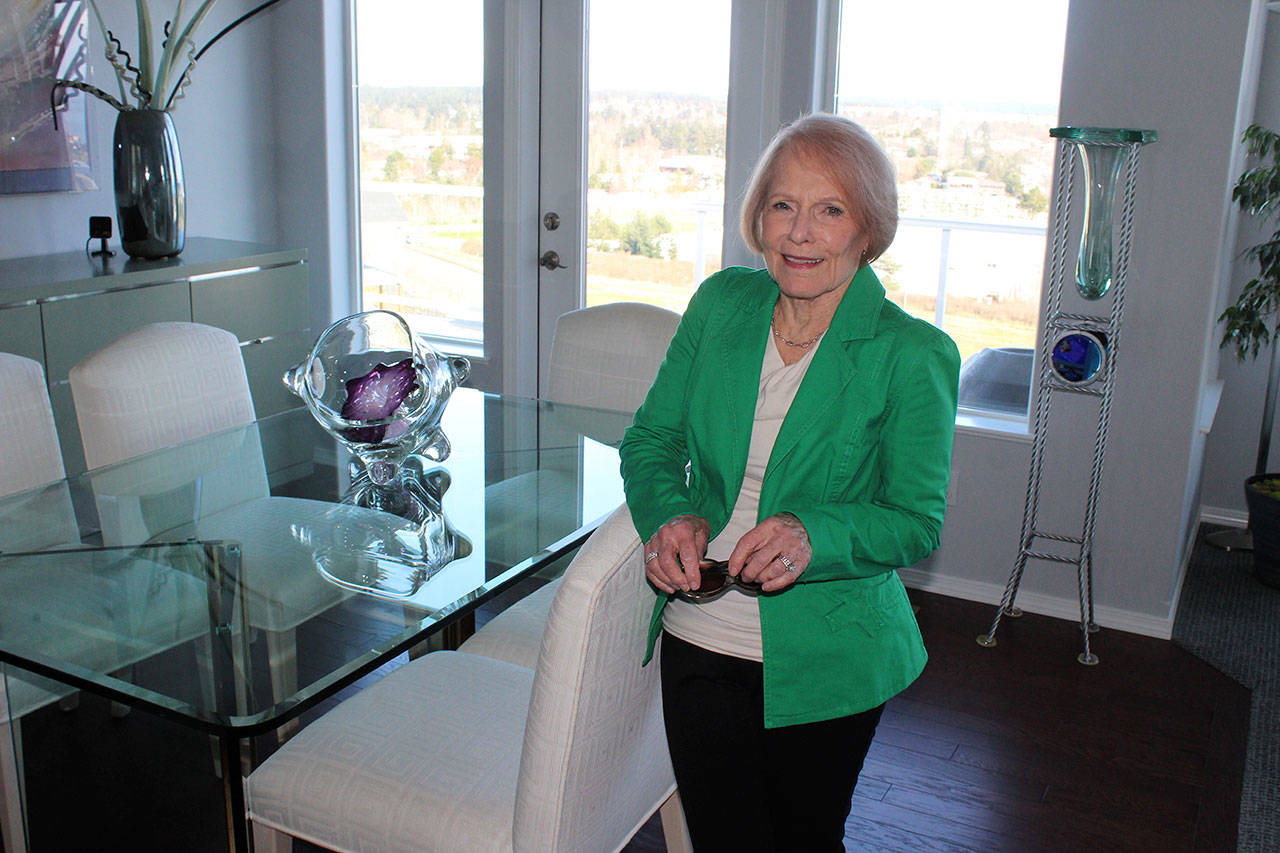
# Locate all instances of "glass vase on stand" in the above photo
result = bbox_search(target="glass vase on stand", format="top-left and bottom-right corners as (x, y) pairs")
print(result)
(1056, 127), (1157, 300)
(112, 109), (185, 259)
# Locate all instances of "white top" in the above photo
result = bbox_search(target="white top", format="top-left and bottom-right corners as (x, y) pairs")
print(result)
(662, 332), (822, 661)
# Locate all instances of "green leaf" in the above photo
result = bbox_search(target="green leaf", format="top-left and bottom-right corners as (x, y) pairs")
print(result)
(157, 0), (222, 107)
(135, 0), (154, 103)
(152, 0), (190, 105)
(86, 0), (130, 103)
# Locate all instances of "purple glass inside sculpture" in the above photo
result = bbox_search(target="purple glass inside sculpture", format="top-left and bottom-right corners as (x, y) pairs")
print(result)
(340, 358), (420, 443)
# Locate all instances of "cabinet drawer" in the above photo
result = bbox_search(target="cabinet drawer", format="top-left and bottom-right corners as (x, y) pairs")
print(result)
(191, 262), (310, 342)
(41, 282), (191, 381)
(243, 331), (312, 419)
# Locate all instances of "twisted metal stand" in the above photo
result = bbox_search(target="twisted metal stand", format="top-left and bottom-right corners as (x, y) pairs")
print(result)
(977, 129), (1154, 665)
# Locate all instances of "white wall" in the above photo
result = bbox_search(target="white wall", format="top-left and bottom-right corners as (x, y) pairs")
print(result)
(1200, 8), (1280, 521)
(269, 0), (357, 342)
(0, 0), (284, 259)
(902, 0), (1255, 638)
(0, 0), (350, 355)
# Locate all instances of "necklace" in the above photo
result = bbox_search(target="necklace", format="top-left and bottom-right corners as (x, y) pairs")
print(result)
(771, 323), (823, 350)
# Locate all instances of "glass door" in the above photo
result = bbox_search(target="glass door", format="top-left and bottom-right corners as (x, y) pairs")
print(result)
(583, 0), (731, 315)
(353, 1), (731, 396)
(537, 0), (731, 393)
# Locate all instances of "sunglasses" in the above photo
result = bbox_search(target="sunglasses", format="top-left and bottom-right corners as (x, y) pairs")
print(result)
(675, 560), (764, 603)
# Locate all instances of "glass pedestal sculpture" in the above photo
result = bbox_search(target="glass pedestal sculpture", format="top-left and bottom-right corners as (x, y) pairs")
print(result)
(305, 463), (473, 601)
(977, 127), (1156, 665)
(284, 310), (471, 486)
(284, 310), (473, 598)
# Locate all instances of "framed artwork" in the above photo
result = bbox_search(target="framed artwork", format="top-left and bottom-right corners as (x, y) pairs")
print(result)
(0, 0), (96, 194)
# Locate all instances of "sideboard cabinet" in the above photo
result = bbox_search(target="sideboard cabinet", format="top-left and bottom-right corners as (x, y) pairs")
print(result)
(0, 238), (311, 474)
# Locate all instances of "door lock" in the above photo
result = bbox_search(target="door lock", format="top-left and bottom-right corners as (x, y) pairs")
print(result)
(539, 250), (568, 270)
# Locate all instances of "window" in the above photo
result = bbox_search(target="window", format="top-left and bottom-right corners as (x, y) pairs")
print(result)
(353, 1), (485, 357)
(836, 0), (1069, 417)
(585, 0), (731, 315)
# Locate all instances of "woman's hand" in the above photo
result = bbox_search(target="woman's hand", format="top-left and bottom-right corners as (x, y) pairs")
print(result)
(728, 512), (812, 592)
(644, 514), (710, 593)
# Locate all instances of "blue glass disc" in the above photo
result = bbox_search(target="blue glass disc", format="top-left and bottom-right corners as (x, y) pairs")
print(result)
(1050, 331), (1107, 385)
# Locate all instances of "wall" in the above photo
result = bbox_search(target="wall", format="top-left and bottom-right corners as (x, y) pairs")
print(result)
(1200, 9), (1280, 521)
(0, 0), (282, 259)
(901, 0), (1254, 638)
(0, 0), (350, 361)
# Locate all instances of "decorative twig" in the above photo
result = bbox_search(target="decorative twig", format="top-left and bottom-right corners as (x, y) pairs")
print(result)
(56, 0), (297, 116)
(50, 79), (129, 130)
(108, 30), (152, 107)
(164, 42), (199, 111)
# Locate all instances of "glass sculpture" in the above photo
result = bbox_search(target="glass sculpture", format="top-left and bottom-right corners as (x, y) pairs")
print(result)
(284, 310), (473, 598)
(284, 310), (470, 485)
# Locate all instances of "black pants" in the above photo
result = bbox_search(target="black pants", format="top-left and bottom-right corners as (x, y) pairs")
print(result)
(659, 632), (883, 852)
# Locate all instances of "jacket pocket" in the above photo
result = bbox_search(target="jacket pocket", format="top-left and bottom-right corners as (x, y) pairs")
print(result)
(821, 574), (894, 637)
(823, 598), (885, 637)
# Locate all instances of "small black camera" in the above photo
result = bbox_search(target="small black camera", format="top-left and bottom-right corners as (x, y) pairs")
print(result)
(89, 216), (114, 258)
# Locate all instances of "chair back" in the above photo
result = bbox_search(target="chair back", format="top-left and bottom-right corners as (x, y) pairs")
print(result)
(546, 302), (680, 413)
(0, 353), (79, 552)
(70, 322), (268, 545)
(70, 322), (257, 470)
(513, 503), (675, 850)
(0, 354), (81, 853)
(0, 353), (66, 497)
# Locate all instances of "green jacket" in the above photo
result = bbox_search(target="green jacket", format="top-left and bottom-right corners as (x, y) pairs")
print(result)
(620, 265), (960, 727)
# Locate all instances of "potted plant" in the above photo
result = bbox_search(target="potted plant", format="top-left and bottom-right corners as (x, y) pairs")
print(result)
(50, 0), (291, 258)
(1219, 123), (1280, 588)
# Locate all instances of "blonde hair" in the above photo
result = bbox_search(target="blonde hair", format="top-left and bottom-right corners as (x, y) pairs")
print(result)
(740, 113), (898, 266)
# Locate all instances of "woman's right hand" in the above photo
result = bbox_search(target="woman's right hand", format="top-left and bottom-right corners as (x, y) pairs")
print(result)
(643, 514), (710, 593)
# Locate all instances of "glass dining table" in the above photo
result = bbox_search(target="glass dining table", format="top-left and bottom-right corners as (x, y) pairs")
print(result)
(0, 388), (631, 852)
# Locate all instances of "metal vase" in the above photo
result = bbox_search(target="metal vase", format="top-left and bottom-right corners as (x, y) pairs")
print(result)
(113, 109), (185, 259)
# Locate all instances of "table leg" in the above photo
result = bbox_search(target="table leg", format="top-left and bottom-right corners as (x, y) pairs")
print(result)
(219, 733), (250, 853)
(404, 609), (474, 659)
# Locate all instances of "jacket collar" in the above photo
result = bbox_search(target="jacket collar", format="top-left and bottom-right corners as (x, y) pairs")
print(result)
(828, 265), (886, 341)
(762, 265), (887, 491)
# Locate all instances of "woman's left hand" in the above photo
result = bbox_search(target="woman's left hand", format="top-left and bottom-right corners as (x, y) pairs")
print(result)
(727, 512), (813, 592)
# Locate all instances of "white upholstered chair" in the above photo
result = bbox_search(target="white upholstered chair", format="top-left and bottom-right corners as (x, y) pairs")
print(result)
(69, 322), (350, 735)
(245, 502), (691, 853)
(0, 353), (83, 853)
(462, 302), (679, 668)
(543, 301), (682, 414)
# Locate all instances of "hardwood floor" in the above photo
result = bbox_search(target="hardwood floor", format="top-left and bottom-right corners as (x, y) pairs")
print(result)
(842, 591), (1246, 852)
(627, 591), (1248, 852)
(12, 589), (1248, 852)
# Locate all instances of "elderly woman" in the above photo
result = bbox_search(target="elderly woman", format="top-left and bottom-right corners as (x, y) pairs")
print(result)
(619, 113), (960, 850)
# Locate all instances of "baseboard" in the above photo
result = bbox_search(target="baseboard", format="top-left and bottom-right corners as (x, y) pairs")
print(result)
(1198, 505), (1247, 528)
(898, 568), (1174, 640)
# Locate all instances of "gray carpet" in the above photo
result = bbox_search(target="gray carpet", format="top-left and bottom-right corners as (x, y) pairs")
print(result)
(1172, 525), (1280, 852)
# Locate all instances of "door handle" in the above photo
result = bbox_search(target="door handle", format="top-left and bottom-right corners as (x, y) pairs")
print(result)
(539, 250), (568, 270)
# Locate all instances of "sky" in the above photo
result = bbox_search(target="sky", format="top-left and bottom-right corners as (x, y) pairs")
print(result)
(356, 0), (1066, 108)
(356, 0), (728, 95)
(838, 0), (1069, 110)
